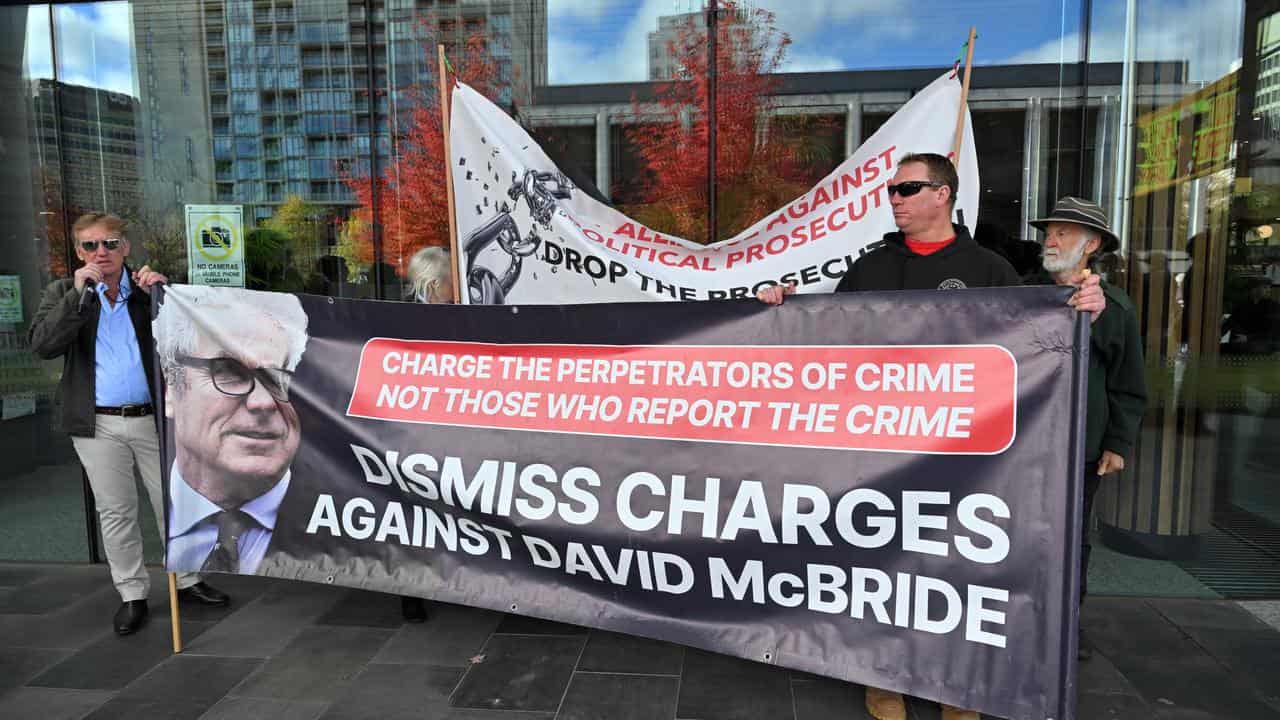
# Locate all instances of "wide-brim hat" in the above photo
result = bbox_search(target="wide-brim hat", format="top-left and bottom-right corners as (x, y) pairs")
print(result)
(1030, 196), (1120, 254)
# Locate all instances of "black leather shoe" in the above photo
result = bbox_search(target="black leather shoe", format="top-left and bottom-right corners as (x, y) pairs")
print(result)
(401, 596), (428, 623)
(177, 581), (231, 606)
(114, 600), (149, 635)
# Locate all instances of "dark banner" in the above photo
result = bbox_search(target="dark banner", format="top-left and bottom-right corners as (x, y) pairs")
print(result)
(155, 285), (1086, 720)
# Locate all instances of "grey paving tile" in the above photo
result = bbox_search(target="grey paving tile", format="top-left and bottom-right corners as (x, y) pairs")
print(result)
(27, 621), (213, 691)
(1081, 597), (1204, 659)
(152, 571), (283, 624)
(1150, 709), (1231, 720)
(1075, 692), (1154, 720)
(1170, 625), (1280, 697)
(0, 585), (118, 650)
(791, 675), (870, 720)
(1148, 598), (1275, 631)
(422, 707), (552, 712)
(1077, 652), (1143, 696)
(558, 673), (679, 720)
(198, 696), (329, 720)
(118, 655), (263, 703)
(1108, 652), (1278, 720)
(494, 613), (589, 636)
(1238, 600), (1280, 632)
(576, 631), (684, 675)
(314, 589), (407, 629)
(0, 646), (73, 690)
(451, 634), (584, 712)
(0, 564), (48, 588)
(675, 649), (793, 720)
(181, 583), (347, 658)
(0, 565), (113, 614)
(228, 626), (394, 703)
(372, 602), (502, 666)
(83, 696), (211, 720)
(0, 686), (113, 720)
(319, 664), (461, 720)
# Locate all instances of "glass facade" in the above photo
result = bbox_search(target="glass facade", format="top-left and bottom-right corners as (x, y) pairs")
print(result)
(0, 0), (1277, 598)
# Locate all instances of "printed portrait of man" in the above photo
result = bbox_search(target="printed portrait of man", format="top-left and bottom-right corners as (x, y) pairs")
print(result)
(154, 286), (310, 574)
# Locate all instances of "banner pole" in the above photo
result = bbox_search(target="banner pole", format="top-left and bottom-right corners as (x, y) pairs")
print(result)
(950, 26), (978, 166)
(438, 44), (463, 304)
(168, 572), (182, 652)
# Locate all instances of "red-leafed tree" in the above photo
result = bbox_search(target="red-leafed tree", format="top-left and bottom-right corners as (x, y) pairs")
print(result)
(620, 3), (833, 243)
(342, 21), (504, 277)
(35, 169), (78, 280)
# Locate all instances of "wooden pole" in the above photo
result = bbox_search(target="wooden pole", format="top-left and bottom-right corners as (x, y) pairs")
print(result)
(438, 44), (463, 304)
(168, 573), (182, 653)
(950, 26), (978, 166)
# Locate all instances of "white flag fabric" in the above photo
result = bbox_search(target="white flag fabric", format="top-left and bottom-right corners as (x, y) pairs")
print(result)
(450, 73), (979, 304)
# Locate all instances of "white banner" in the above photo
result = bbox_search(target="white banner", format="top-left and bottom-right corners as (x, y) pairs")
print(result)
(450, 73), (978, 304)
(185, 204), (245, 288)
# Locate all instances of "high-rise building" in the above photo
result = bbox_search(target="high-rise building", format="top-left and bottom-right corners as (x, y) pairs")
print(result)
(647, 3), (755, 81)
(29, 79), (142, 216)
(1254, 13), (1280, 154)
(131, 0), (547, 231)
(132, 0), (215, 222)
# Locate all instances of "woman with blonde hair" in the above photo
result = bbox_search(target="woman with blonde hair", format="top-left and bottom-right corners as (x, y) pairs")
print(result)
(406, 246), (454, 304)
(398, 245), (454, 622)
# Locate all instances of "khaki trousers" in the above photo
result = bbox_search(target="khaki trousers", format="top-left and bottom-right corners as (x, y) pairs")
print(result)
(71, 414), (199, 602)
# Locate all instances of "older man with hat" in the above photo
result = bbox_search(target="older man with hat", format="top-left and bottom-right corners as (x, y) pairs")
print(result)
(1029, 197), (1147, 659)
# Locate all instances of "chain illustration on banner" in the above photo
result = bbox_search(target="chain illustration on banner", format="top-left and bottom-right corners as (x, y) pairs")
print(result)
(464, 169), (575, 304)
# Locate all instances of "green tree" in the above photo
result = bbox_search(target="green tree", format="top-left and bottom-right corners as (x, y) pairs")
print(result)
(244, 227), (292, 290)
(265, 195), (325, 275)
(335, 214), (372, 282)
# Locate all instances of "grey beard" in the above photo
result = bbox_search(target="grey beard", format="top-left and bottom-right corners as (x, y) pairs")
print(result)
(1042, 243), (1086, 274)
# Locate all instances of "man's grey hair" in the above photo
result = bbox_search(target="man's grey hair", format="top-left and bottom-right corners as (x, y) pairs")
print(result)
(154, 286), (309, 383)
(406, 246), (452, 302)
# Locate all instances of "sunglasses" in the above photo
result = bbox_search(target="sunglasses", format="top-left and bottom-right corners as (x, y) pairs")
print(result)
(79, 238), (124, 253)
(887, 181), (944, 198)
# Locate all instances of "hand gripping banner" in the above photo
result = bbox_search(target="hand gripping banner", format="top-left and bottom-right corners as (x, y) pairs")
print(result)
(156, 284), (1085, 720)
(450, 72), (980, 304)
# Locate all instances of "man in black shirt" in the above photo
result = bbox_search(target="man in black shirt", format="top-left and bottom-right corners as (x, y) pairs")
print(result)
(757, 153), (1105, 720)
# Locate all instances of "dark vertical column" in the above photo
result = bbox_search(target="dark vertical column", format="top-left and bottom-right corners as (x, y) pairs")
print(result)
(364, 0), (384, 297)
(706, 0), (717, 244)
(1077, 0), (1094, 192)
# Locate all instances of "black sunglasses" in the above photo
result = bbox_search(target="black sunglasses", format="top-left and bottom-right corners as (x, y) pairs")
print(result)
(887, 181), (945, 198)
(175, 354), (294, 402)
(79, 238), (124, 253)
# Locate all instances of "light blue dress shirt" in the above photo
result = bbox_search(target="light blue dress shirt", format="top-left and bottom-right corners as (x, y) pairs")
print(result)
(93, 272), (152, 407)
(167, 465), (291, 574)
